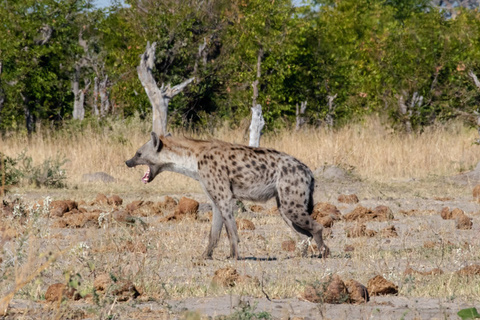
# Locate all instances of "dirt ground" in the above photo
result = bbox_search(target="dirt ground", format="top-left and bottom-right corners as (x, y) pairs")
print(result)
(1, 165), (480, 319)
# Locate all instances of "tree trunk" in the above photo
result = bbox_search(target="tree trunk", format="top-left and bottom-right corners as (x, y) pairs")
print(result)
(249, 49), (264, 147)
(295, 101), (307, 131)
(93, 76), (99, 116)
(72, 65), (90, 120)
(137, 42), (194, 136)
(249, 104), (265, 148)
(99, 75), (109, 117)
(325, 94), (337, 128)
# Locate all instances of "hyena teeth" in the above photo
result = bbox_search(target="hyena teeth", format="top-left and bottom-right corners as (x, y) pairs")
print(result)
(142, 167), (150, 184)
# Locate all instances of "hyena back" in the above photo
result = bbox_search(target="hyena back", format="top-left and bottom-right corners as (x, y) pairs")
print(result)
(126, 132), (329, 259)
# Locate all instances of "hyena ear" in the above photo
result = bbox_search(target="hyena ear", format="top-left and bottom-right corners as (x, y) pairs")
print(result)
(150, 132), (163, 152)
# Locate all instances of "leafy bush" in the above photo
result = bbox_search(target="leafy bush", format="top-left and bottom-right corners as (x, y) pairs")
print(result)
(0, 152), (22, 186)
(0, 151), (68, 189)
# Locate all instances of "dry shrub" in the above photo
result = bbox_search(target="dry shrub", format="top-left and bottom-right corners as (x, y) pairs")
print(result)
(344, 245), (355, 252)
(237, 219), (255, 230)
(344, 205), (393, 222)
(404, 267), (443, 276)
(423, 241), (437, 248)
(456, 265), (480, 276)
(380, 225), (398, 238)
(338, 194), (359, 204)
(367, 275), (398, 296)
(346, 224), (377, 238)
(45, 283), (80, 302)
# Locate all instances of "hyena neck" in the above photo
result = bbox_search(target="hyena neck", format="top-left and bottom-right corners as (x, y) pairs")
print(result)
(161, 137), (205, 180)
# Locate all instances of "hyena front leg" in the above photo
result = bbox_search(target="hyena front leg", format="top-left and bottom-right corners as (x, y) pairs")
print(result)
(201, 183), (240, 259)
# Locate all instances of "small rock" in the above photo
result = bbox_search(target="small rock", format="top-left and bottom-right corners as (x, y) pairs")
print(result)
(344, 279), (369, 304)
(249, 205), (265, 213)
(440, 207), (464, 220)
(367, 275), (398, 296)
(174, 197), (199, 216)
(473, 184), (480, 201)
(302, 274), (348, 304)
(281, 240), (296, 252)
(344, 205), (392, 222)
(45, 283), (79, 302)
(95, 193), (109, 205)
(126, 200), (144, 213)
(82, 172), (115, 183)
(107, 195), (123, 206)
(456, 214), (473, 230)
(212, 267), (257, 287)
(237, 219), (255, 230)
(158, 196), (177, 211)
(338, 194), (359, 204)
(50, 200), (78, 217)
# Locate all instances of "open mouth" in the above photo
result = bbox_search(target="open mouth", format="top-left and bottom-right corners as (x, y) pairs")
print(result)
(142, 167), (151, 184)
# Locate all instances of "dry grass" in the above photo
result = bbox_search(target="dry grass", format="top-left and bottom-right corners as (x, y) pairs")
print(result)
(1, 116), (479, 193)
(1, 116), (480, 318)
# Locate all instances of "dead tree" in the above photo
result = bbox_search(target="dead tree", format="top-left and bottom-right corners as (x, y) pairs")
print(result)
(99, 75), (110, 117)
(72, 29), (92, 120)
(249, 49), (265, 147)
(295, 101), (307, 131)
(396, 91), (423, 133)
(137, 42), (195, 136)
(325, 94), (338, 128)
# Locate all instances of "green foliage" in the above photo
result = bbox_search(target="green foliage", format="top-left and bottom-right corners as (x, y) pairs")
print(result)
(4, 151), (69, 188)
(217, 302), (272, 320)
(0, 152), (22, 186)
(458, 307), (480, 320)
(1, 0), (480, 133)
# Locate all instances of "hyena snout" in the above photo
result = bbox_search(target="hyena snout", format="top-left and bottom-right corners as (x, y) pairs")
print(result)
(125, 158), (137, 168)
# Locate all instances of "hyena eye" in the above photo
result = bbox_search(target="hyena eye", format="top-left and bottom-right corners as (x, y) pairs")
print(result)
(136, 152), (142, 157)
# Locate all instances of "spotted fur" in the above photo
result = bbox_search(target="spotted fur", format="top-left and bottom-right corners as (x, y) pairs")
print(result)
(126, 132), (329, 259)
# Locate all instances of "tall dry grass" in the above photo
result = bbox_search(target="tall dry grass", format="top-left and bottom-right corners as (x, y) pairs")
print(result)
(1, 116), (479, 194)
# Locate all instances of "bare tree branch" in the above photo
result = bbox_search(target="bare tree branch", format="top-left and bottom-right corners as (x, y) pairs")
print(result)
(137, 42), (195, 135)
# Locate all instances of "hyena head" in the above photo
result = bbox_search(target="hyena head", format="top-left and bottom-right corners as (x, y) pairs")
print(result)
(125, 132), (164, 184)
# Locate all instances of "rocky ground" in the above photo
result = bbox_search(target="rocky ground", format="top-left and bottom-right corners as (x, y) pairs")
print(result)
(1, 165), (480, 319)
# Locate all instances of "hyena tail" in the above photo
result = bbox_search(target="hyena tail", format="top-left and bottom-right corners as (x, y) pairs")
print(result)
(307, 177), (315, 216)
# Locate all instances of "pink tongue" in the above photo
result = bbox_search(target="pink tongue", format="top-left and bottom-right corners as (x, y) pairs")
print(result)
(142, 168), (150, 184)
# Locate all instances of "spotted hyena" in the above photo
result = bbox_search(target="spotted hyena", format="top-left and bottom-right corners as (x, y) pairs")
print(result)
(125, 132), (329, 259)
